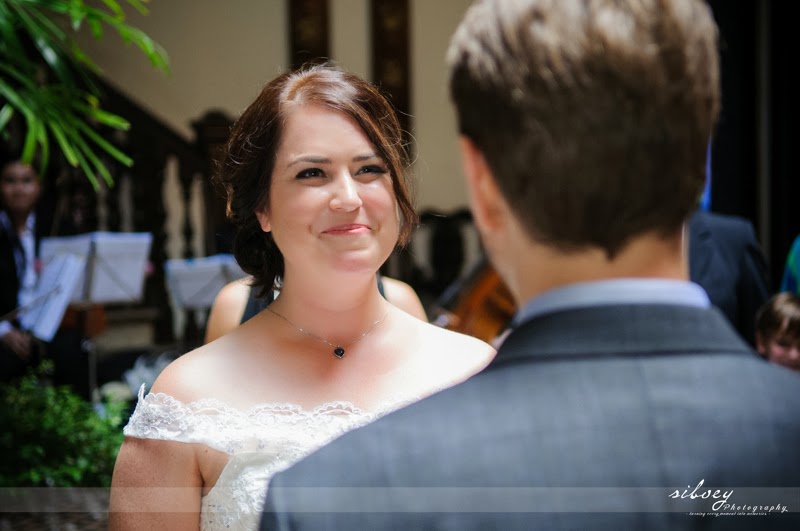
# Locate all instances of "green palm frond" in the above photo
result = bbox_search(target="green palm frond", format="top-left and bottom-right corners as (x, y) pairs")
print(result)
(0, 0), (169, 187)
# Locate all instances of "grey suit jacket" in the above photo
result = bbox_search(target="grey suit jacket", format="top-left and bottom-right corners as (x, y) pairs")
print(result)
(261, 304), (800, 530)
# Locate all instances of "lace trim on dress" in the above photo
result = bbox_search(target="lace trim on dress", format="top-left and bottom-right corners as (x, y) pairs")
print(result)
(123, 384), (403, 454)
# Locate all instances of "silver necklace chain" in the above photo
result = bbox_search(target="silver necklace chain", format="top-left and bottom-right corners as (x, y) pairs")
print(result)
(266, 303), (389, 359)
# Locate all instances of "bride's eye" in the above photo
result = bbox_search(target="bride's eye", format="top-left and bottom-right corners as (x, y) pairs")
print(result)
(356, 165), (388, 177)
(295, 168), (324, 179)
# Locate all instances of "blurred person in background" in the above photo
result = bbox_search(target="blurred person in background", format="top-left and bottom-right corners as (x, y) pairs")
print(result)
(755, 291), (800, 372)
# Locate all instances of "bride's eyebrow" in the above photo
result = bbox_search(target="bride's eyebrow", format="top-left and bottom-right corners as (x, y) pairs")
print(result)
(352, 153), (381, 162)
(286, 156), (330, 169)
(286, 153), (383, 169)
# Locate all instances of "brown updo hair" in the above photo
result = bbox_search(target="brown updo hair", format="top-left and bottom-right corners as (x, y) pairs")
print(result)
(216, 63), (417, 297)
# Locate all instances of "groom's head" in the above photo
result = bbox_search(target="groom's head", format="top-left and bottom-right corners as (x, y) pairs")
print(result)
(447, 0), (719, 293)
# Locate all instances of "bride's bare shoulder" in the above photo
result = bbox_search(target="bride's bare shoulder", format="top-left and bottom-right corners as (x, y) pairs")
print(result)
(407, 315), (496, 367)
(148, 338), (237, 404)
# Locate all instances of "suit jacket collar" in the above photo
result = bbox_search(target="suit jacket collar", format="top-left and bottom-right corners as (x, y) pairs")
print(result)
(491, 303), (753, 367)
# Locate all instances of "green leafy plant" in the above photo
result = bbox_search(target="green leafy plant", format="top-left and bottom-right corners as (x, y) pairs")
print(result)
(0, 0), (170, 188)
(0, 362), (127, 487)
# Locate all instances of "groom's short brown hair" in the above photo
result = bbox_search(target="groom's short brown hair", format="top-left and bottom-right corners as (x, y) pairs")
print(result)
(447, 0), (719, 258)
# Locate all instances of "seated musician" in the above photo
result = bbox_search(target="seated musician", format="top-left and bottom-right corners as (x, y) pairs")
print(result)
(0, 157), (89, 399)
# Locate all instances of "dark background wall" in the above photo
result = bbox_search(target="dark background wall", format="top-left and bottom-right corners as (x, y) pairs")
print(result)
(767, 1), (799, 290)
(707, 0), (799, 290)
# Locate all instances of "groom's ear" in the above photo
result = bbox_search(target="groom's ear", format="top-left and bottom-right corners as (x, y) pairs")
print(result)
(459, 136), (507, 237)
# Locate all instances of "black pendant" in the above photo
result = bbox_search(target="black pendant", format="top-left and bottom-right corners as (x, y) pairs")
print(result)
(334, 347), (345, 359)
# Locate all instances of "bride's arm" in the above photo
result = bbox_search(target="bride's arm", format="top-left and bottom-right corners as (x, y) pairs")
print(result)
(109, 436), (203, 530)
(109, 359), (206, 530)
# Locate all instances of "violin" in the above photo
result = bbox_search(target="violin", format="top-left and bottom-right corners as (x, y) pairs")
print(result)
(430, 256), (516, 344)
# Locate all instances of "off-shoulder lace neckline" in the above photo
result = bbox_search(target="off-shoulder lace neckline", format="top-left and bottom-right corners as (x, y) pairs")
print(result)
(136, 384), (421, 418)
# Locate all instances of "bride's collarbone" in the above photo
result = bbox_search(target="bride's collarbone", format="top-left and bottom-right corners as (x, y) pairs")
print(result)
(180, 322), (449, 408)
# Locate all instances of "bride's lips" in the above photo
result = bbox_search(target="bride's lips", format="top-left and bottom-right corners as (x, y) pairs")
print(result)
(322, 224), (371, 235)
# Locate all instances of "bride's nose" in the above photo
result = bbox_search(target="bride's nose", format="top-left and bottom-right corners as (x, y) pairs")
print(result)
(329, 173), (363, 211)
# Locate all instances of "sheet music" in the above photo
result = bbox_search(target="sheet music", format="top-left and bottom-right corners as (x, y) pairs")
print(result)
(39, 234), (93, 302)
(165, 254), (247, 309)
(89, 232), (153, 303)
(19, 254), (86, 342)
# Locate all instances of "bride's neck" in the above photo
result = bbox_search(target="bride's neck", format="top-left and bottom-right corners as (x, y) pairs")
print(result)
(270, 270), (388, 342)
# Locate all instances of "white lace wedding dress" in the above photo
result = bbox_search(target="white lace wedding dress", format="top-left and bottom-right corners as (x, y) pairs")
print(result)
(123, 385), (416, 530)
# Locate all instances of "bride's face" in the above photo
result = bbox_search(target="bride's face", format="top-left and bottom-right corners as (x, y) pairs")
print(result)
(257, 104), (400, 279)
